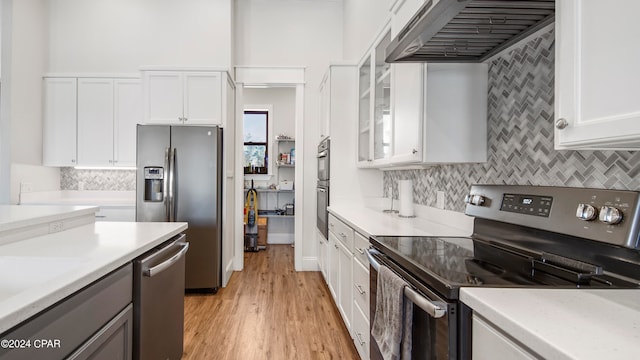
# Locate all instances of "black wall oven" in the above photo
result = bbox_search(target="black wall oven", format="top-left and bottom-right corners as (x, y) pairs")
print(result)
(316, 138), (330, 238)
(317, 137), (330, 182)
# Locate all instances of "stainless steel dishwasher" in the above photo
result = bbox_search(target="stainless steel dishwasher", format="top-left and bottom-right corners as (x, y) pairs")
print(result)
(133, 234), (189, 360)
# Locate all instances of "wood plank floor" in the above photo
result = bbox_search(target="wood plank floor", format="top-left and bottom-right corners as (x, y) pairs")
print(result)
(183, 245), (360, 360)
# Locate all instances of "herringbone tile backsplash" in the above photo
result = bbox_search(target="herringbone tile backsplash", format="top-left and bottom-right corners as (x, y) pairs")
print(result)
(384, 28), (640, 213)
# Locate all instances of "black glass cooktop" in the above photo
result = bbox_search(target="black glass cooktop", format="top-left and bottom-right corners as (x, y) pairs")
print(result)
(370, 235), (625, 300)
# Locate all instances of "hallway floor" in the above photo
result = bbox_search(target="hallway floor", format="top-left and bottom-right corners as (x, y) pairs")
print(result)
(183, 245), (359, 359)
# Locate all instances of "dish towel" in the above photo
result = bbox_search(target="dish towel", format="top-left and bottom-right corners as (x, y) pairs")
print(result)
(372, 265), (413, 360)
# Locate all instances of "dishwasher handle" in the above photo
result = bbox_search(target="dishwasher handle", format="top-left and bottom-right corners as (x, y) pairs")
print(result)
(143, 240), (189, 277)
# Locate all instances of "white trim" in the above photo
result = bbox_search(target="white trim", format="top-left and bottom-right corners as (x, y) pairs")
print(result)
(294, 83), (304, 271)
(301, 256), (320, 271)
(235, 66), (305, 86)
(233, 67), (305, 273)
(43, 73), (141, 79)
(139, 66), (231, 73)
(267, 233), (294, 245)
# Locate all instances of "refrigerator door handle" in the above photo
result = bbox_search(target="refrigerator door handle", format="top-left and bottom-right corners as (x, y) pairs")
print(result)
(164, 148), (170, 221)
(169, 147), (177, 222)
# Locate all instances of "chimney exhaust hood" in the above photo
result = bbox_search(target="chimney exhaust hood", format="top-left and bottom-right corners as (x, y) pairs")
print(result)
(386, 0), (555, 63)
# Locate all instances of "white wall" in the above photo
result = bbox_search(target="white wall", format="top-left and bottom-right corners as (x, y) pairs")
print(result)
(235, 0), (343, 269)
(1, 0), (61, 204)
(342, 0), (391, 61)
(48, 0), (233, 72)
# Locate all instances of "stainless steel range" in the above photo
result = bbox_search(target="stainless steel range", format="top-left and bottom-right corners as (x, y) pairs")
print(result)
(368, 185), (640, 360)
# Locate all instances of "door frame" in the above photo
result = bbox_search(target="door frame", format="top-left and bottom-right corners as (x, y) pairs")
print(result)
(233, 66), (305, 271)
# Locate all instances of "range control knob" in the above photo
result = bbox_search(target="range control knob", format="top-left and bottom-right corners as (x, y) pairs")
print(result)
(464, 194), (486, 206)
(576, 203), (598, 221)
(599, 206), (623, 225)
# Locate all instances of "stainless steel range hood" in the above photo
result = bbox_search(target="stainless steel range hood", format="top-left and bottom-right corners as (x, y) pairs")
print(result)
(386, 0), (555, 63)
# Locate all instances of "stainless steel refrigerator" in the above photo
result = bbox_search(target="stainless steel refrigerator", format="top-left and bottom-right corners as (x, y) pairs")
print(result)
(136, 125), (223, 292)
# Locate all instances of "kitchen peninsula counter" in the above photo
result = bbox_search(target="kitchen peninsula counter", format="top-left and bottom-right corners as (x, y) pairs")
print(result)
(0, 220), (187, 335)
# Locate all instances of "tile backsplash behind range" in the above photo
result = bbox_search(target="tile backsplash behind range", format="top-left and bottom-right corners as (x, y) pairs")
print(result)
(384, 28), (640, 213)
(61, 168), (136, 191)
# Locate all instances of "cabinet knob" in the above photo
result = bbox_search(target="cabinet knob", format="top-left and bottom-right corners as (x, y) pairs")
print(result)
(555, 118), (569, 130)
(412, 149), (418, 155)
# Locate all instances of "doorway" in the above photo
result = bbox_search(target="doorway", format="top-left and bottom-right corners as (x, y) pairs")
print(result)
(233, 67), (305, 272)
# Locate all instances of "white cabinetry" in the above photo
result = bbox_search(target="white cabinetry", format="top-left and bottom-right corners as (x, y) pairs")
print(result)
(358, 25), (392, 167)
(326, 214), (370, 359)
(77, 78), (141, 167)
(472, 315), (537, 360)
(352, 232), (371, 360)
(142, 70), (224, 126)
(358, 20), (488, 168)
(555, 1), (640, 149)
(43, 78), (78, 167)
(44, 76), (141, 168)
(318, 229), (328, 280)
(390, 0), (427, 34)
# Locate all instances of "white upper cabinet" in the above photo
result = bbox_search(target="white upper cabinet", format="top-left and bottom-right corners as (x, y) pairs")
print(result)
(45, 76), (141, 168)
(76, 78), (141, 167)
(555, 1), (640, 149)
(357, 13), (488, 168)
(358, 25), (392, 167)
(390, 0), (427, 35)
(143, 70), (223, 126)
(77, 78), (115, 167)
(319, 72), (331, 140)
(43, 78), (78, 167)
(114, 79), (142, 167)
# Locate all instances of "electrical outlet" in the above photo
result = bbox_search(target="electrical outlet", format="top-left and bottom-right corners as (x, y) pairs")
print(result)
(20, 182), (33, 193)
(49, 221), (64, 233)
(436, 191), (445, 209)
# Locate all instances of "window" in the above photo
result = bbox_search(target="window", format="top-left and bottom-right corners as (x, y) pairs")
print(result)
(243, 110), (269, 174)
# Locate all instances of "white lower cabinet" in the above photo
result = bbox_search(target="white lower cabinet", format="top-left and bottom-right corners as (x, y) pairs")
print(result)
(328, 232), (339, 300)
(352, 302), (370, 360)
(318, 229), (328, 281)
(472, 315), (537, 360)
(326, 214), (370, 359)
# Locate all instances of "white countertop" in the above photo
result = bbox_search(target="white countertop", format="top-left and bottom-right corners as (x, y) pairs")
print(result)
(461, 288), (640, 359)
(328, 202), (473, 238)
(20, 190), (135, 207)
(0, 205), (97, 233)
(0, 221), (187, 334)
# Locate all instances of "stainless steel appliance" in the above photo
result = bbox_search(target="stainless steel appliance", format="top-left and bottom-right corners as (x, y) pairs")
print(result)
(368, 185), (640, 359)
(136, 125), (223, 291)
(385, 0), (555, 63)
(317, 137), (330, 182)
(134, 234), (189, 360)
(317, 137), (330, 238)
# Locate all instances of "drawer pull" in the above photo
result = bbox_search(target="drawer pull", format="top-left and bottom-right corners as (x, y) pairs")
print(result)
(356, 333), (366, 346)
(354, 284), (365, 295)
(339, 232), (347, 238)
(356, 247), (365, 255)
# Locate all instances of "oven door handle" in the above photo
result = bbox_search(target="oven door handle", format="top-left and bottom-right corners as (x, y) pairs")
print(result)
(367, 248), (447, 319)
(317, 150), (328, 158)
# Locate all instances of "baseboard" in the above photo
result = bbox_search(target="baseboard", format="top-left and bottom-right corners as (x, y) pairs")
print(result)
(267, 233), (294, 244)
(223, 259), (234, 287)
(301, 256), (319, 272)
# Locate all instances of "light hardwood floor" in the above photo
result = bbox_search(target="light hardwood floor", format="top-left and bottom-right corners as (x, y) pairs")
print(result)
(183, 244), (360, 360)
